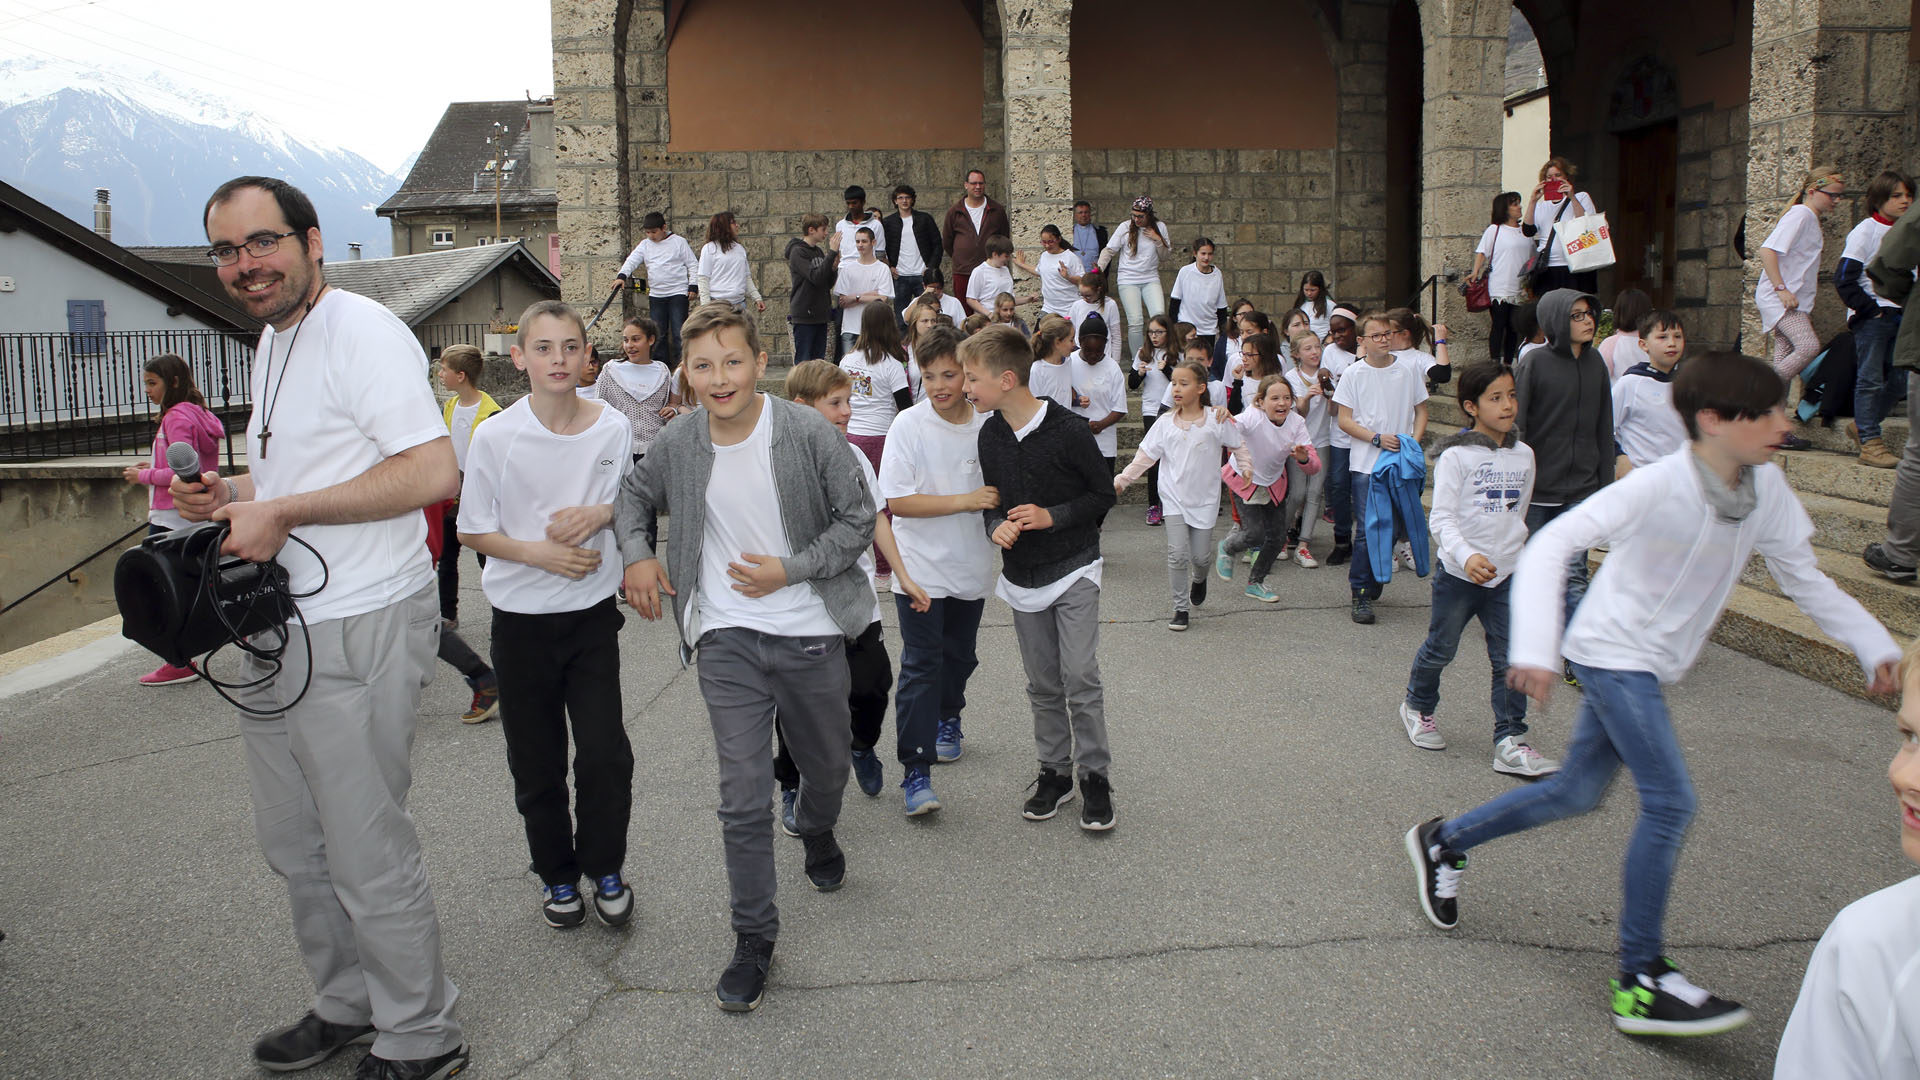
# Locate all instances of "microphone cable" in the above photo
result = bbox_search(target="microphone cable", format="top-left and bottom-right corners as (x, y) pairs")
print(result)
(186, 532), (329, 718)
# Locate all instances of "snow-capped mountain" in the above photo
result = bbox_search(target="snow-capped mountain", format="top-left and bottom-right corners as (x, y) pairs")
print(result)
(0, 59), (401, 254)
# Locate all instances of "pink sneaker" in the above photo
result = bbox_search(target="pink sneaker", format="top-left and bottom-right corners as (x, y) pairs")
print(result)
(1146, 505), (1164, 526)
(139, 662), (198, 687)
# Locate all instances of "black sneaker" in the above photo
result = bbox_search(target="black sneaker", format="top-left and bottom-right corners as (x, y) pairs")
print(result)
(1190, 578), (1207, 606)
(1404, 817), (1465, 930)
(253, 1011), (376, 1072)
(801, 829), (846, 892)
(1778, 433), (1812, 451)
(1350, 594), (1375, 624)
(715, 933), (775, 1013)
(1563, 660), (1582, 690)
(541, 881), (586, 928)
(1167, 609), (1189, 632)
(1079, 771), (1114, 831)
(1327, 542), (1353, 566)
(353, 1045), (470, 1080)
(1610, 959), (1752, 1036)
(1022, 767), (1075, 820)
(1865, 542), (1919, 583)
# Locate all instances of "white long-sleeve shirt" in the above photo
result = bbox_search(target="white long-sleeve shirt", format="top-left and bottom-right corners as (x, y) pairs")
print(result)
(617, 234), (698, 296)
(1509, 448), (1900, 684)
(1428, 432), (1534, 587)
(1611, 369), (1687, 467)
(1775, 874), (1920, 1080)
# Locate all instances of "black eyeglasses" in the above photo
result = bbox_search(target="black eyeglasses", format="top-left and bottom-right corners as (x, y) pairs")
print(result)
(1570, 309), (1596, 320)
(208, 231), (298, 266)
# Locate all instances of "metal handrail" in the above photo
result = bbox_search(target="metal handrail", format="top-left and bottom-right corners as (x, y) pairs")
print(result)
(0, 519), (146, 618)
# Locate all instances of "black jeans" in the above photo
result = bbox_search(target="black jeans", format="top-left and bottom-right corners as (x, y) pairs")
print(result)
(791, 321), (830, 364)
(892, 274), (923, 322)
(436, 504), (485, 623)
(649, 293), (690, 368)
(490, 597), (632, 886)
(774, 620), (891, 788)
(1530, 266), (1597, 297)
(1488, 300), (1520, 364)
(1141, 413), (1162, 507)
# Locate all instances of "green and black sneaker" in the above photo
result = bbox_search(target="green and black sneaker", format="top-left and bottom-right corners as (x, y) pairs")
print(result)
(1610, 958), (1752, 1037)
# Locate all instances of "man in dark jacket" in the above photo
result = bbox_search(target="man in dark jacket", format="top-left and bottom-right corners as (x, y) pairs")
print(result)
(942, 168), (1011, 307)
(1864, 200), (1920, 581)
(1513, 288), (1612, 653)
(882, 183), (943, 322)
(785, 213), (838, 363)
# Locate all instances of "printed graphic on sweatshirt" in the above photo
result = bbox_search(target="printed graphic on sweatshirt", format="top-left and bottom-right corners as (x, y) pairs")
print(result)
(1468, 460), (1529, 514)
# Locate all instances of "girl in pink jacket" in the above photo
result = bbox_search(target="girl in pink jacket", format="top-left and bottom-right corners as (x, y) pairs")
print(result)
(121, 354), (223, 685)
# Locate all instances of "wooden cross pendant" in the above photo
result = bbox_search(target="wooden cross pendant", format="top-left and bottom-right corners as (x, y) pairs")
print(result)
(258, 429), (271, 459)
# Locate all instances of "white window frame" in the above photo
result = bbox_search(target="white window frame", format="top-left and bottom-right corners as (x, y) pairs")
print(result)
(430, 228), (455, 247)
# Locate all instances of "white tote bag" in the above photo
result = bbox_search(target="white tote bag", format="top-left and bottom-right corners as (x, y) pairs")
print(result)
(1560, 212), (1616, 273)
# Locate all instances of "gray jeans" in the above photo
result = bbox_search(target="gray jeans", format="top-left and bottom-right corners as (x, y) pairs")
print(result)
(237, 582), (462, 1061)
(696, 627), (851, 940)
(1010, 577), (1111, 779)
(1163, 514), (1212, 612)
(1887, 371), (1920, 565)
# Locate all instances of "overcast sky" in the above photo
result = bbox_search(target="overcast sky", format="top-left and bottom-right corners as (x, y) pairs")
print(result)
(0, 0), (556, 172)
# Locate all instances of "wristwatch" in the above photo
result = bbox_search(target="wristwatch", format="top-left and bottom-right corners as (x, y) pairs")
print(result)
(1371, 433), (1382, 448)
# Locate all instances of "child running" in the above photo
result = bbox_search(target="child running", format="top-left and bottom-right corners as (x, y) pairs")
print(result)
(1333, 310), (1428, 624)
(1407, 350), (1900, 1038)
(1282, 331), (1331, 567)
(1397, 361), (1554, 777)
(878, 326), (998, 809)
(964, 324), (1118, 830)
(1215, 374), (1318, 603)
(1129, 314), (1181, 526)
(456, 301), (635, 931)
(840, 301), (915, 578)
(1068, 314), (1127, 476)
(598, 317), (684, 547)
(1028, 314), (1080, 412)
(1115, 359), (1242, 631)
(123, 353), (224, 686)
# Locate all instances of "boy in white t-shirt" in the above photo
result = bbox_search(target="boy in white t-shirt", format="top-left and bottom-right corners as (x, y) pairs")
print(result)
(456, 301), (636, 932)
(1068, 313), (1127, 473)
(1333, 310), (1428, 625)
(1612, 309), (1688, 472)
(832, 228), (895, 357)
(877, 326), (998, 809)
(964, 236), (1021, 317)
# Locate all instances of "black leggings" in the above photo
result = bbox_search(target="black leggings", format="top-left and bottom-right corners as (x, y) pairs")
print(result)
(1142, 412), (1162, 507)
(1488, 301), (1521, 364)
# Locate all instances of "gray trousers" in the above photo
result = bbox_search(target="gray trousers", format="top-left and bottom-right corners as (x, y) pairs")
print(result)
(696, 627), (851, 940)
(1162, 515), (1212, 612)
(1886, 371), (1920, 565)
(1010, 577), (1111, 779)
(237, 582), (462, 1061)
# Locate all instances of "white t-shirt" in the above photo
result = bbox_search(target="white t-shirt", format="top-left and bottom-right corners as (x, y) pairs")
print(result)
(1756, 204), (1826, 332)
(697, 241), (754, 303)
(993, 401), (1103, 612)
(1393, 348), (1439, 379)
(1235, 407), (1310, 487)
(849, 445), (882, 625)
(1321, 342), (1360, 449)
(1170, 263), (1228, 336)
(1029, 357), (1077, 412)
(618, 233), (698, 297)
(835, 214), (886, 264)
(1612, 370), (1687, 467)
(247, 290), (445, 623)
(1069, 353), (1127, 457)
(457, 398), (631, 615)
(1159, 379), (1229, 411)
(1332, 358), (1428, 473)
(876, 400), (994, 601)
(1067, 296), (1123, 364)
(966, 201), (986, 235)
(695, 397), (840, 638)
(838, 352), (910, 437)
(966, 261), (1015, 313)
(1598, 332), (1647, 383)
(1475, 223), (1533, 300)
(892, 213), (924, 276)
(1516, 340), (1546, 365)
(1137, 407), (1240, 528)
(1301, 303), (1333, 339)
(1530, 191), (1597, 269)
(1285, 366), (1332, 445)
(450, 401), (481, 471)
(1841, 214), (1901, 310)
(934, 292), (967, 323)
(833, 258), (895, 337)
(1776, 874), (1920, 1080)
(1036, 249), (1085, 316)
(1134, 349), (1173, 417)
(604, 359), (669, 405)
(1102, 220), (1172, 285)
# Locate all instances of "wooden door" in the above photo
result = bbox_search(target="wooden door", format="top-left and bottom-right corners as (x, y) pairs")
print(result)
(1612, 121), (1677, 307)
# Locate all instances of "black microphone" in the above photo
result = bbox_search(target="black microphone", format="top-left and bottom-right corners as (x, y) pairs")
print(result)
(165, 441), (203, 485)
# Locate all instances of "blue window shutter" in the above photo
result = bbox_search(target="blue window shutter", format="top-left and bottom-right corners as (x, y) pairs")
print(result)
(67, 299), (105, 353)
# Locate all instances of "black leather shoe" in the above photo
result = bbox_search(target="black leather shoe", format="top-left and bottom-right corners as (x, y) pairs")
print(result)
(253, 1011), (376, 1072)
(716, 933), (775, 1012)
(353, 1045), (469, 1080)
(801, 829), (846, 891)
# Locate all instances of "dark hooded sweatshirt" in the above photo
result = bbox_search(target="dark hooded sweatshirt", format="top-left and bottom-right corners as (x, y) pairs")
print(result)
(785, 237), (837, 324)
(1514, 288), (1613, 505)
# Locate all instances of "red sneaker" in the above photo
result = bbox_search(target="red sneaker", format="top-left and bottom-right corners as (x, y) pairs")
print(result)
(139, 662), (198, 686)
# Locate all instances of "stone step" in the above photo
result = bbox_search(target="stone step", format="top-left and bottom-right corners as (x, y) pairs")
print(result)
(1796, 490), (1887, 557)
(1712, 584), (1895, 705)
(1793, 415), (1908, 455)
(1740, 543), (1920, 639)
(1773, 447), (1896, 504)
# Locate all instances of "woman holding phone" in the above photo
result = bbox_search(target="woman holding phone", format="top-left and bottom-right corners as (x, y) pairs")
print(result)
(1523, 158), (1599, 295)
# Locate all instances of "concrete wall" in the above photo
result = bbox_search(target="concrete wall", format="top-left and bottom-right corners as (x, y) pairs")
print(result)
(1502, 94), (1550, 195)
(427, 268), (562, 327)
(387, 214), (557, 260)
(0, 229), (231, 335)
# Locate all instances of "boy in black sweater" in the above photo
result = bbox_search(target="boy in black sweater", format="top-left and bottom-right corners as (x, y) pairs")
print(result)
(961, 324), (1119, 830)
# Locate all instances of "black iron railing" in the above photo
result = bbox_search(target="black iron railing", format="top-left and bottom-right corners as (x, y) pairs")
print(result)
(0, 330), (254, 462)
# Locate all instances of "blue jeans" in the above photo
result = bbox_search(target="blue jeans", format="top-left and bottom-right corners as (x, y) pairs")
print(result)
(790, 321), (830, 364)
(892, 274), (923, 321)
(1405, 570), (1527, 742)
(893, 595), (984, 768)
(1524, 501), (1588, 620)
(1437, 663), (1696, 973)
(1327, 445), (1353, 545)
(648, 293), (690, 368)
(1855, 312), (1903, 441)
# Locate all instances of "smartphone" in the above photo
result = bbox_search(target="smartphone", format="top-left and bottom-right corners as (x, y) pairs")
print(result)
(1544, 178), (1570, 201)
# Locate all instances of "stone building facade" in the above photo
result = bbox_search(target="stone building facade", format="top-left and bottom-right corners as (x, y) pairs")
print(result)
(552, 0), (1918, 363)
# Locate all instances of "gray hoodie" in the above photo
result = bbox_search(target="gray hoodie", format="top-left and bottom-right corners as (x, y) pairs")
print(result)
(1514, 288), (1613, 505)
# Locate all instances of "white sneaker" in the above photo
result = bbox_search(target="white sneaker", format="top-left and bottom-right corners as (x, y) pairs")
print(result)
(1273, 545), (1291, 564)
(1399, 702), (1446, 750)
(1493, 736), (1560, 777)
(1394, 541), (1414, 572)
(1294, 543), (1319, 568)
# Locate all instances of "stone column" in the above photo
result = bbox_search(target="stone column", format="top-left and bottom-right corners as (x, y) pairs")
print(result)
(1330, 0), (1390, 311)
(1417, 0), (1510, 364)
(552, 0), (636, 349)
(997, 0), (1074, 252)
(1743, 0), (1911, 350)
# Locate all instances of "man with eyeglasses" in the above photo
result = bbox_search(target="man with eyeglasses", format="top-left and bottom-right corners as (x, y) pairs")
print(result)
(171, 176), (469, 1080)
(941, 168), (1009, 308)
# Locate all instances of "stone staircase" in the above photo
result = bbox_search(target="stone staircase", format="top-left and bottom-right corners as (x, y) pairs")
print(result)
(756, 364), (1909, 702)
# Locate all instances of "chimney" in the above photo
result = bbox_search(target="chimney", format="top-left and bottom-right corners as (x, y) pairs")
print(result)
(92, 188), (111, 241)
(347, 242), (362, 261)
(527, 98), (555, 190)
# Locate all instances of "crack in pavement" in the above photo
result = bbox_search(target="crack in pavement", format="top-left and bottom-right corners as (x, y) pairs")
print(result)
(2, 731), (241, 788)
